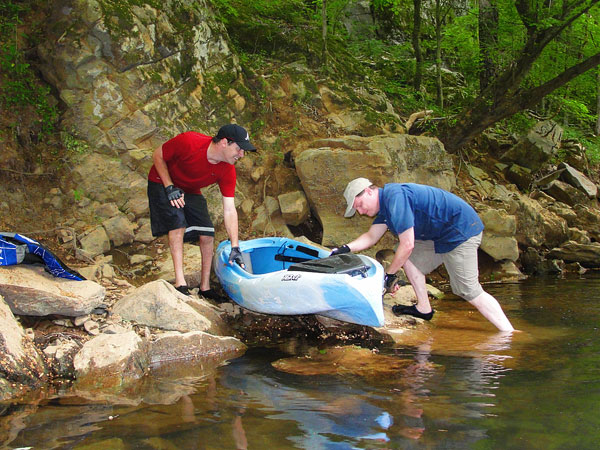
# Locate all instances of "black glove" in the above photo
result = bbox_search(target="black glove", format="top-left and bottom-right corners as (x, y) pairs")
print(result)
(330, 244), (351, 256)
(165, 185), (183, 202)
(384, 273), (398, 293)
(228, 246), (245, 267)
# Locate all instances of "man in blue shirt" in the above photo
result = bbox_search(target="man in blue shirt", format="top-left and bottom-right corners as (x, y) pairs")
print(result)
(331, 178), (514, 332)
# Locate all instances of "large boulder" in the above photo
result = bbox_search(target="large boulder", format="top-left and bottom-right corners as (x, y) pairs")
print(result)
(500, 120), (562, 172)
(102, 213), (136, 247)
(548, 241), (600, 267)
(278, 191), (310, 226)
(295, 134), (455, 247)
(479, 208), (519, 262)
(0, 295), (48, 401)
(78, 225), (111, 259)
(148, 331), (246, 366)
(112, 280), (227, 335)
(543, 179), (593, 207)
(0, 266), (105, 317)
(558, 162), (598, 198)
(507, 192), (569, 249)
(73, 331), (148, 390)
(572, 205), (600, 242)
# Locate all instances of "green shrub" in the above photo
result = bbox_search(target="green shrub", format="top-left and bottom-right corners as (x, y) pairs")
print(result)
(0, 1), (58, 135)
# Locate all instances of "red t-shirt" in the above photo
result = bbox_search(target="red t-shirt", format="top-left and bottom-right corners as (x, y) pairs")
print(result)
(148, 132), (236, 197)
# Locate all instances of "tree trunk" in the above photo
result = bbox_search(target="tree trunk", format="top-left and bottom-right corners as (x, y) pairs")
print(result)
(435, 0), (443, 109)
(478, 0), (498, 92)
(596, 68), (600, 136)
(443, 51), (600, 151)
(322, 0), (327, 67)
(441, 0), (600, 152)
(412, 0), (423, 91)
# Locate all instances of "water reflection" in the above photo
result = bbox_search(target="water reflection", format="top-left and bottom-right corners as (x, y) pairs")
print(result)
(221, 349), (427, 447)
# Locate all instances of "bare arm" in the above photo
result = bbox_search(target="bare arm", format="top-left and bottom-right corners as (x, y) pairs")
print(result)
(347, 223), (388, 252)
(153, 144), (185, 208)
(153, 145), (174, 187)
(222, 196), (239, 247)
(387, 227), (415, 274)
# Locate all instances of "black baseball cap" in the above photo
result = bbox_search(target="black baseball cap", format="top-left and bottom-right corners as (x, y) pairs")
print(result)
(215, 124), (257, 152)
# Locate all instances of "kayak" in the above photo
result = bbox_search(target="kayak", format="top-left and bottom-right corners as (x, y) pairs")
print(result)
(214, 237), (385, 327)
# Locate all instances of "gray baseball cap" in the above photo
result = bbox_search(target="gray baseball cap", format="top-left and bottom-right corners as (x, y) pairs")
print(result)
(343, 177), (372, 217)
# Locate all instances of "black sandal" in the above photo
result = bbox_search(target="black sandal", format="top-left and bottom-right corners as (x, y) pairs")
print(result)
(200, 289), (228, 303)
(391, 304), (434, 320)
(175, 285), (192, 296)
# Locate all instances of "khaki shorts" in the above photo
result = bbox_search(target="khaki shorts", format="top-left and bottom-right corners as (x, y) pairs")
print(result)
(408, 233), (484, 301)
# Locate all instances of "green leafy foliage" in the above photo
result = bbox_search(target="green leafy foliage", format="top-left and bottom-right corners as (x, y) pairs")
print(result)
(0, 1), (57, 136)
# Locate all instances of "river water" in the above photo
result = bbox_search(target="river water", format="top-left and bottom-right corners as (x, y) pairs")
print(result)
(2, 275), (599, 449)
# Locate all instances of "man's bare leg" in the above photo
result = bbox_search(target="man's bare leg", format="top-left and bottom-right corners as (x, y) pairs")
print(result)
(169, 227), (186, 287)
(402, 260), (432, 314)
(199, 234), (214, 292)
(469, 291), (514, 332)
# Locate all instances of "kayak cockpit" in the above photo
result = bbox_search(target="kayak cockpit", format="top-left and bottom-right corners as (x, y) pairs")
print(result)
(287, 253), (369, 277)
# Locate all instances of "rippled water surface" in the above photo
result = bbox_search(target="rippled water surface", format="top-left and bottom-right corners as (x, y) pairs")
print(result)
(2, 275), (600, 449)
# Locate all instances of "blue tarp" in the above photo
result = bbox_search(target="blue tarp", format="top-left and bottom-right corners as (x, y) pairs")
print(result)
(0, 232), (85, 281)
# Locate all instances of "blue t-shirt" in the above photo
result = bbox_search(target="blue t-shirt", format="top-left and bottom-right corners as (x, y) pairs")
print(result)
(373, 183), (483, 253)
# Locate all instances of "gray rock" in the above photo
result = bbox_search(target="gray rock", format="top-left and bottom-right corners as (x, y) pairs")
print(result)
(102, 214), (135, 247)
(134, 221), (154, 244)
(500, 121), (562, 171)
(295, 134), (455, 248)
(543, 180), (592, 207)
(79, 225), (111, 258)
(509, 192), (569, 248)
(481, 235), (519, 262)
(0, 295), (48, 400)
(95, 202), (120, 218)
(558, 162), (598, 198)
(148, 331), (246, 366)
(480, 209), (517, 236)
(278, 190), (310, 226)
(112, 280), (224, 334)
(548, 241), (600, 266)
(0, 266), (106, 317)
(505, 164), (532, 190)
(73, 331), (148, 389)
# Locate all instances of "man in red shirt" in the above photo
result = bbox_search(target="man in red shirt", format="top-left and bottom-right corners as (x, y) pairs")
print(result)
(147, 124), (256, 298)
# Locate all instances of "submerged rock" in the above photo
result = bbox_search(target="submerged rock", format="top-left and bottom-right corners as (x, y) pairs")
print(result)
(148, 330), (246, 366)
(272, 345), (432, 377)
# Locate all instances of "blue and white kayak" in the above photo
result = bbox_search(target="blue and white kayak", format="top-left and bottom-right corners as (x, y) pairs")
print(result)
(214, 237), (385, 327)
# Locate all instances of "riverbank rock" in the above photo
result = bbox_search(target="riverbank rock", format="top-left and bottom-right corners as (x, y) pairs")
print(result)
(73, 330), (148, 390)
(508, 193), (569, 249)
(112, 280), (227, 335)
(0, 266), (105, 317)
(278, 190), (310, 226)
(0, 295), (48, 401)
(548, 241), (600, 267)
(543, 180), (593, 207)
(480, 208), (519, 262)
(500, 120), (562, 172)
(148, 331), (246, 366)
(295, 134), (455, 248)
(558, 162), (598, 198)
